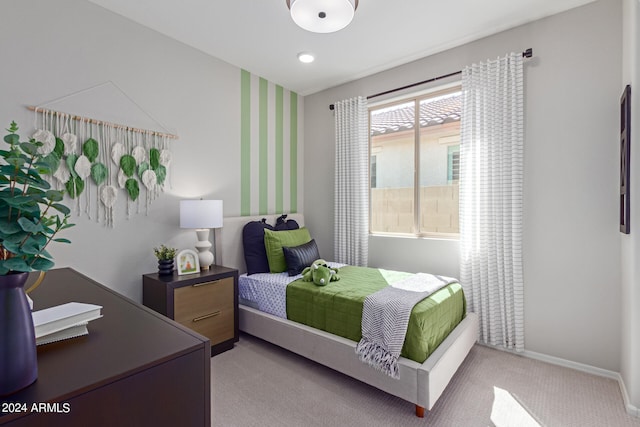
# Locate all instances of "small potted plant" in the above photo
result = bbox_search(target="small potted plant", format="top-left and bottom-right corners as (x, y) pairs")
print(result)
(154, 244), (177, 275)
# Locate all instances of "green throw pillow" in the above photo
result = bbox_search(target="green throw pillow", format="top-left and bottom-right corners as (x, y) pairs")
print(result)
(264, 227), (312, 273)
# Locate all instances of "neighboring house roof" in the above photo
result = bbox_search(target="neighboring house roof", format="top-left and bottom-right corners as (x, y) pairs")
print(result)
(370, 92), (461, 136)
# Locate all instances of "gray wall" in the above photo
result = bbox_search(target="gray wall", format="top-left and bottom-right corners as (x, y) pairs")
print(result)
(621, 0), (640, 411)
(0, 0), (246, 301)
(305, 0), (623, 372)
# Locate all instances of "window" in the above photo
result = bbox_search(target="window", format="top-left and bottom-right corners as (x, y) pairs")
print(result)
(369, 86), (461, 237)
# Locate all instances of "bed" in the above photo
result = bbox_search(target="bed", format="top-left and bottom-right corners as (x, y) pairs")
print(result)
(220, 214), (478, 418)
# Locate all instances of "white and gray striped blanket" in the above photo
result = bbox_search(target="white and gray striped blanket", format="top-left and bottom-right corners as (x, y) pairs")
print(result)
(355, 273), (456, 378)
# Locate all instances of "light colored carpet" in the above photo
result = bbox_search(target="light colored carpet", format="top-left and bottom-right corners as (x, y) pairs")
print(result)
(211, 333), (640, 427)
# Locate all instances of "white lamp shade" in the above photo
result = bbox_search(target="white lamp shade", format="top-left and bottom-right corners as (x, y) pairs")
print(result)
(288, 0), (357, 33)
(180, 200), (223, 229)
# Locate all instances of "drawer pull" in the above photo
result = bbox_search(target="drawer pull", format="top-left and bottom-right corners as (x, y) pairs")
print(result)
(192, 311), (221, 322)
(192, 280), (220, 287)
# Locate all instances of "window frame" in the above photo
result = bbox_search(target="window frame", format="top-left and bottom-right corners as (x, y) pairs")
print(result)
(368, 83), (462, 240)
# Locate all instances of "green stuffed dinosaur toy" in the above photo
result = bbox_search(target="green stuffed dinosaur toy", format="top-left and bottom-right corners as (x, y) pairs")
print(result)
(301, 259), (340, 286)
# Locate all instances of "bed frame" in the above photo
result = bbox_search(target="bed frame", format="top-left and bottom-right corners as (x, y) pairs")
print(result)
(220, 214), (478, 418)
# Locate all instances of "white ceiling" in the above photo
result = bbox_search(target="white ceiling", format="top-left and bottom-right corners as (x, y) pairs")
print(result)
(88, 0), (595, 96)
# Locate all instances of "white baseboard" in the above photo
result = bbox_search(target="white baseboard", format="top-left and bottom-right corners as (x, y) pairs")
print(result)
(478, 344), (640, 418)
(521, 349), (619, 380)
(616, 372), (640, 418)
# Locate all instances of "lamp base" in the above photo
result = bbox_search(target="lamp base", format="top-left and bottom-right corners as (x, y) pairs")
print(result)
(196, 249), (214, 271)
(195, 229), (214, 271)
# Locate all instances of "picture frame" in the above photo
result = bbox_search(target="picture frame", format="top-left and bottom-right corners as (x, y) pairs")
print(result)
(177, 249), (200, 275)
(620, 84), (631, 234)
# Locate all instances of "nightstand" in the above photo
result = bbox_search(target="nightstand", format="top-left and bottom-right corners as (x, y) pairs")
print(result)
(143, 265), (239, 356)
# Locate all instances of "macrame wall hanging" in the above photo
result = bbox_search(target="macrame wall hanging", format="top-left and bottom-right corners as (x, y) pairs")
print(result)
(28, 81), (177, 227)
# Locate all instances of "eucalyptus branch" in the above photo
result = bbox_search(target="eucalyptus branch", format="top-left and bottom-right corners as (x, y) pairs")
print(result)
(16, 200), (52, 250)
(9, 163), (18, 195)
(27, 217), (70, 268)
(7, 140), (25, 222)
(20, 151), (37, 196)
(8, 139), (19, 196)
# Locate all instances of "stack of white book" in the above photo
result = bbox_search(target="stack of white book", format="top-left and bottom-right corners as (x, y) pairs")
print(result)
(32, 302), (103, 346)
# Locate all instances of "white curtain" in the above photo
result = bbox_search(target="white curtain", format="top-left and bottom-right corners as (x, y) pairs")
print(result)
(460, 52), (524, 352)
(334, 96), (369, 266)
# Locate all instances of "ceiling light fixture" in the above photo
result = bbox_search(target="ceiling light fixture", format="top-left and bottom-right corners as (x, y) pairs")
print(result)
(286, 0), (358, 33)
(297, 52), (315, 63)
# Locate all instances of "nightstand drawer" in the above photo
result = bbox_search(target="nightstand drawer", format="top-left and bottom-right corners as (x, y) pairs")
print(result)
(177, 306), (235, 345)
(174, 277), (234, 316)
(174, 277), (235, 346)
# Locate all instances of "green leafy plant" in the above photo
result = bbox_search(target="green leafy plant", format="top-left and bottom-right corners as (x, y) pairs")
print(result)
(153, 244), (177, 261)
(0, 122), (74, 274)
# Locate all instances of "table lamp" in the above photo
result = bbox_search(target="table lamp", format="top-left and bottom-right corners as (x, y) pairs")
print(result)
(180, 199), (223, 270)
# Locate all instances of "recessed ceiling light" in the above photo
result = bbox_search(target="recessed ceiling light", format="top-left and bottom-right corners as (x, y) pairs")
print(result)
(297, 52), (315, 63)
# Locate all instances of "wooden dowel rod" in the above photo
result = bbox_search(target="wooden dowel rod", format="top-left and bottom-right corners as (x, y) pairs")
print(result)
(27, 105), (179, 140)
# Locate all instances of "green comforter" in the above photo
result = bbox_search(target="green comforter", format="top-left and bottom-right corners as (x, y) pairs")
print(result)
(286, 266), (466, 363)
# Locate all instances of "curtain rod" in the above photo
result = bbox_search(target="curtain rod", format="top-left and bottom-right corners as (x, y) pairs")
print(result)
(329, 48), (533, 110)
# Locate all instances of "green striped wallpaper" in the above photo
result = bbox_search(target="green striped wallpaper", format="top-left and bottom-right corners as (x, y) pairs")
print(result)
(240, 69), (300, 216)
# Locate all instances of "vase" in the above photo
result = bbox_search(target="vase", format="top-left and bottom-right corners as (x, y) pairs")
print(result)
(158, 259), (174, 276)
(0, 272), (38, 396)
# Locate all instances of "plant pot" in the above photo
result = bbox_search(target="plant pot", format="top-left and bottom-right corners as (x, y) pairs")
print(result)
(158, 259), (174, 276)
(0, 272), (38, 396)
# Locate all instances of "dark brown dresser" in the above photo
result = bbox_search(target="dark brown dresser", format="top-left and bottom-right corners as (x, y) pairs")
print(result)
(0, 268), (210, 427)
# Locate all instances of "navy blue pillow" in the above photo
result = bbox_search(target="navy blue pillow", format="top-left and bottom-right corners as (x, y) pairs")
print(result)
(282, 239), (320, 276)
(274, 214), (299, 231)
(242, 219), (274, 275)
